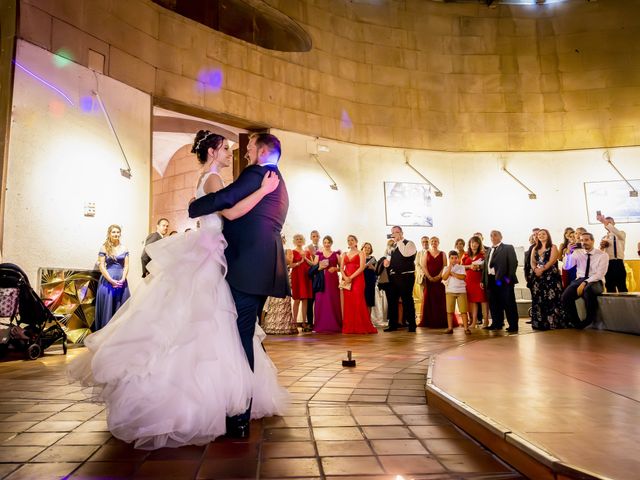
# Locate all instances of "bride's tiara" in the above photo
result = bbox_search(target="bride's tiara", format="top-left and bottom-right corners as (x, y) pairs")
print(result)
(193, 131), (217, 153)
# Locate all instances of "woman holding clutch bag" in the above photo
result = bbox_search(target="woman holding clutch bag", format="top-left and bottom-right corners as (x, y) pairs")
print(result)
(313, 236), (342, 333)
(340, 235), (378, 334)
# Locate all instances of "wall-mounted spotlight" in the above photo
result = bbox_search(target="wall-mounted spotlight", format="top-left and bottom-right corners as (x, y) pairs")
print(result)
(307, 139), (337, 190)
(404, 153), (443, 197)
(604, 150), (638, 197)
(501, 166), (537, 199)
(92, 90), (132, 179)
(311, 154), (338, 190)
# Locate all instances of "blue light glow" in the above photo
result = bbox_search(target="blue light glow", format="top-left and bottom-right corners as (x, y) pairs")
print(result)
(197, 68), (224, 92)
(340, 109), (353, 129)
(80, 96), (95, 113)
(14, 61), (75, 105)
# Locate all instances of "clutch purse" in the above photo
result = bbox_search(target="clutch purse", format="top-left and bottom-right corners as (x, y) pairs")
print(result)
(339, 279), (352, 290)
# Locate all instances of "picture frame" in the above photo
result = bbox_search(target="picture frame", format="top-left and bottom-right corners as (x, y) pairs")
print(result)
(384, 181), (433, 227)
(584, 179), (640, 224)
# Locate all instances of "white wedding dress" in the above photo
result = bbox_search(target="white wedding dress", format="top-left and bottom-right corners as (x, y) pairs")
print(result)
(68, 172), (289, 450)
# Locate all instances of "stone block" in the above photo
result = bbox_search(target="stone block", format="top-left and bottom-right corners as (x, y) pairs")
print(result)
(540, 74), (561, 93)
(51, 19), (109, 70)
(109, 47), (155, 93)
(18, 2), (52, 50)
(156, 69), (203, 107)
(543, 94), (565, 113)
(109, 0), (159, 38)
(561, 70), (607, 91)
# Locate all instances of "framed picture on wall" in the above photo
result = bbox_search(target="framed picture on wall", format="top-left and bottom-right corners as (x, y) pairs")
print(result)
(584, 179), (640, 224)
(384, 181), (433, 227)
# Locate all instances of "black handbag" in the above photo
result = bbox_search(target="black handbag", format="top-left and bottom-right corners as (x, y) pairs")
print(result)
(308, 264), (325, 293)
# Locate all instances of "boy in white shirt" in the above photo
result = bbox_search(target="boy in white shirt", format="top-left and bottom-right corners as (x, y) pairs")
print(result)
(442, 250), (470, 334)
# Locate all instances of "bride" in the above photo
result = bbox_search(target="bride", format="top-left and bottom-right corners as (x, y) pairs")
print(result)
(68, 130), (289, 450)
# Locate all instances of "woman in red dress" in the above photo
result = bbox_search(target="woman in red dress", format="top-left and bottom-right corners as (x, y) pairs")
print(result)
(461, 236), (488, 328)
(290, 234), (314, 331)
(340, 235), (377, 334)
(419, 236), (448, 329)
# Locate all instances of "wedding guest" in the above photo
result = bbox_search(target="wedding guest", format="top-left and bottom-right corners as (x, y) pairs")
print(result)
(419, 236), (447, 329)
(454, 238), (465, 259)
(562, 232), (608, 328)
(559, 227), (577, 288)
(141, 218), (169, 278)
(472, 231), (489, 327)
(341, 236), (377, 334)
(262, 236), (298, 334)
(306, 230), (321, 328)
(597, 214), (627, 293)
(374, 239), (395, 326)
(461, 236), (488, 328)
(524, 228), (541, 294)
(95, 225), (130, 330)
(413, 236), (429, 322)
(313, 235), (342, 333)
(442, 251), (469, 334)
(483, 230), (519, 332)
(383, 226), (417, 332)
(290, 234), (313, 331)
(530, 229), (566, 330)
(362, 242), (377, 316)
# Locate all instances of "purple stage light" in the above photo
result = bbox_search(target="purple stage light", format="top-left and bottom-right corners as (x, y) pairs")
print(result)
(14, 61), (75, 105)
(197, 68), (224, 92)
(341, 109), (353, 129)
(80, 96), (94, 113)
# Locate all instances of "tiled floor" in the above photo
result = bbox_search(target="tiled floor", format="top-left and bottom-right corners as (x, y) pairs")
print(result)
(430, 329), (640, 480)
(0, 325), (527, 479)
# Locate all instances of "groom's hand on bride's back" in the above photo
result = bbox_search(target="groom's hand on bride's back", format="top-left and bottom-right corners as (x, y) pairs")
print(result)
(260, 171), (280, 194)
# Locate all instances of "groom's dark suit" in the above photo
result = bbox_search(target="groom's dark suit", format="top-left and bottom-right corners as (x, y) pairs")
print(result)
(188, 163), (290, 431)
(483, 242), (519, 331)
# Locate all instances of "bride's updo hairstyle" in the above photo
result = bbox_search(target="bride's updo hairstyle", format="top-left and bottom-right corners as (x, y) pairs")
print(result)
(191, 130), (225, 164)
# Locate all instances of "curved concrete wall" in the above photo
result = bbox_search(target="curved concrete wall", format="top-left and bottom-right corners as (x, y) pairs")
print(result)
(17, 0), (640, 151)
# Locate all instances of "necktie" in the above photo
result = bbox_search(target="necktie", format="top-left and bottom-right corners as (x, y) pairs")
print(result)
(584, 253), (591, 279)
(613, 236), (617, 259)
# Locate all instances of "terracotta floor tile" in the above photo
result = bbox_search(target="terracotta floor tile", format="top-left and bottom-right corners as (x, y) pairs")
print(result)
(46, 410), (98, 422)
(1, 432), (66, 446)
(354, 415), (403, 426)
(73, 420), (109, 432)
(0, 422), (37, 433)
(379, 454), (447, 474)
(370, 439), (428, 455)
(203, 441), (258, 459)
(308, 407), (350, 416)
(133, 460), (201, 479)
(260, 457), (320, 478)
(3, 412), (53, 422)
(26, 421), (81, 432)
(349, 406), (394, 415)
(310, 415), (356, 427)
(146, 444), (206, 461)
(350, 395), (388, 403)
(401, 414), (449, 425)
(262, 441), (316, 458)
(0, 463), (20, 478)
(5, 462), (80, 480)
(423, 438), (485, 455)
(56, 431), (112, 445)
(409, 425), (464, 439)
(22, 403), (72, 413)
(0, 445), (45, 462)
(31, 444), (99, 462)
(88, 444), (150, 462)
(263, 416), (309, 428)
(321, 455), (384, 475)
(263, 427), (312, 442)
(362, 426), (413, 439)
(316, 440), (374, 456)
(68, 461), (136, 479)
(312, 426), (364, 440)
(436, 453), (511, 473)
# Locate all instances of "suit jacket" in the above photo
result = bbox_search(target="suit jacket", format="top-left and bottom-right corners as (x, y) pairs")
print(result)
(483, 243), (519, 286)
(188, 164), (290, 298)
(141, 232), (162, 276)
(523, 244), (535, 288)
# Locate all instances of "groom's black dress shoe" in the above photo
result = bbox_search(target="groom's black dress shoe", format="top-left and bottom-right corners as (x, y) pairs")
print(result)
(226, 423), (250, 439)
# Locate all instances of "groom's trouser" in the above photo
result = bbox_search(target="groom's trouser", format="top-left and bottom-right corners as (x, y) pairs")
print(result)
(228, 286), (265, 426)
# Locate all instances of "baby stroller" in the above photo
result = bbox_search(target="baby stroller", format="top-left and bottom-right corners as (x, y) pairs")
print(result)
(0, 263), (67, 360)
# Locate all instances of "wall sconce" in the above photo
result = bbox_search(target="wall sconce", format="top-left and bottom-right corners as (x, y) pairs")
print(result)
(404, 153), (443, 197)
(307, 139), (337, 190)
(92, 90), (132, 179)
(311, 154), (338, 190)
(501, 166), (537, 199)
(604, 150), (638, 197)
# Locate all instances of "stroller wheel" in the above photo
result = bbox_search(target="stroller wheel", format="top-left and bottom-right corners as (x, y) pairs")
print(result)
(26, 343), (41, 360)
(62, 341), (68, 355)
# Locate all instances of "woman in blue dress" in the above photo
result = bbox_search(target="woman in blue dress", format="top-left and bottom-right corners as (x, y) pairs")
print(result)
(95, 224), (130, 330)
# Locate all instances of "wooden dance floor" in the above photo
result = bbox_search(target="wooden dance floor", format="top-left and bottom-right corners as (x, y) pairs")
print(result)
(427, 329), (640, 480)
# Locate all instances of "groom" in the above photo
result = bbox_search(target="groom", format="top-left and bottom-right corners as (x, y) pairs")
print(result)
(188, 133), (290, 438)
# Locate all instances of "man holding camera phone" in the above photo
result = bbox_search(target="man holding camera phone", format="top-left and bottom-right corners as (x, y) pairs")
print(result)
(596, 212), (627, 293)
(383, 226), (417, 332)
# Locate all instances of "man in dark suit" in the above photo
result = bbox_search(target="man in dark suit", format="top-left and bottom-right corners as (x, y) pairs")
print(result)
(523, 228), (540, 324)
(188, 133), (289, 438)
(141, 218), (169, 277)
(483, 230), (519, 332)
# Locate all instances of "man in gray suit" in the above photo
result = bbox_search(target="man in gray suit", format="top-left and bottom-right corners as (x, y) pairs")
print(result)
(141, 218), (169, 277)
(483, 230), (519, 332)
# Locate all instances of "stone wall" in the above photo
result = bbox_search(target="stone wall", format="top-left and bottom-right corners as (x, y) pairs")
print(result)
(17, 0), (640, 151)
